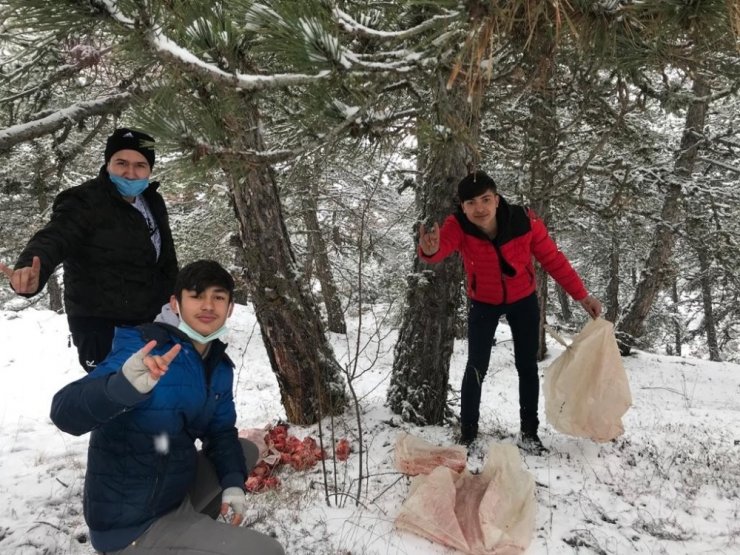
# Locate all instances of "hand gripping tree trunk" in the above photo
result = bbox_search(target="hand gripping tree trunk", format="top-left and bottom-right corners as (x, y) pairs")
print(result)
(617, 75), (709, 355)
(223, 103), (346, 424)
(387, 73), (477, 425)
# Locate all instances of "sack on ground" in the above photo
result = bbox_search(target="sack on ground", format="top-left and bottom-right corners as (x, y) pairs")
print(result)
(543, 318), (632, 442)
(394, 432), (467, 475)
(395, 443), (536, 554)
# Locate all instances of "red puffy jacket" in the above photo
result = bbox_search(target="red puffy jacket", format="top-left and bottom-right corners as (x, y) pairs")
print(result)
(419, 197), (588, 305)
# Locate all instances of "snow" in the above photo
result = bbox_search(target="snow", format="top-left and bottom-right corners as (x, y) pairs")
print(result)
(333, 7), (458, 41)
(0, 93), (133, 150)
(1, 305), (739, 554)
(148, 31), (332, 91)
(93, 1), (331, 92)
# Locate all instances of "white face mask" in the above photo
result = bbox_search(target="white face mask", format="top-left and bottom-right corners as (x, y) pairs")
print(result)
(175, 302), (228, 344)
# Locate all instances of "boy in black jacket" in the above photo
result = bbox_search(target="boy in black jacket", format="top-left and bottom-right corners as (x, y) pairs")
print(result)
(1, 128), (178, 372)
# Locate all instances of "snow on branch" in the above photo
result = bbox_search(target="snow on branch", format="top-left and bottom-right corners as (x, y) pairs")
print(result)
(93, 0), (134, 25)
(333, 7), (459, 40)
(698, 157), (740, 174)
(95, 1), (331, 91)
(148, 30), (331, 91)
(0, 92), (133, 150)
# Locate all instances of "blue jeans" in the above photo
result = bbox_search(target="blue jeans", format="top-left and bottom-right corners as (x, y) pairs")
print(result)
(460, 293), (540, 434)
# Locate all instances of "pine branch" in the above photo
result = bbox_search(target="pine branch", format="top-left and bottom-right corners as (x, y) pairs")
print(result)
(93, 1), (334, 91)
(0, 91), (134, 151)
(333, 7), (459, 41)
(187, 103), (416, 166)
(0, 49), (112, 104)
(697, 157), (740, 175)
(147, 29), (333, 91)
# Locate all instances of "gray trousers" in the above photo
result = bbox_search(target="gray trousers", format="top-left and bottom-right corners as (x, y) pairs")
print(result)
(105, 439), (284, 555)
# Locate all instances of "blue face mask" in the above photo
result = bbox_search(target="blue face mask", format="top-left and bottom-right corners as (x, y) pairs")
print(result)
(109, 173), (149, 197)
(177, 319), (229, 344)
(174, 302), (229, 344)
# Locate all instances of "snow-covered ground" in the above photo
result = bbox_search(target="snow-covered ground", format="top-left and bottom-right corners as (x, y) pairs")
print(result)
(1, 304), (739, 554)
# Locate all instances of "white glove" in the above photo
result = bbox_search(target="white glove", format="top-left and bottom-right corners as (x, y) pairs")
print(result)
(122, 340), (181, 394)
(220, 486), (247, 525)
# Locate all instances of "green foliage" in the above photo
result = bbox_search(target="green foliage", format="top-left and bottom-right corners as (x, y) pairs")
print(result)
(1, 0), (740, 364)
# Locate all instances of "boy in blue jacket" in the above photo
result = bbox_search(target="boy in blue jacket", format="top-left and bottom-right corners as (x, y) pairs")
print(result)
(50, 260), (284, 554)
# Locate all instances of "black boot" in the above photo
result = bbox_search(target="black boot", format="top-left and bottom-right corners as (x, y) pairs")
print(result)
(459, 422), (478, 446)
(517, 428), (548, 455)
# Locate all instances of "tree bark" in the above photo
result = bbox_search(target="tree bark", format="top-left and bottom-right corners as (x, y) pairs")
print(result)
(696, 241), (720, 361)
(604, 226), (620, 324)
(302, 177), (347, 334)
(387, 72), (477, 425)
(31, 147), (64, 312)
(0, 92), (135, 152)
(617, 75), (709, 354)
(671, 277), (682, 357)
(522, 28), (558, 362)
(223, 100), (346, 424)
(556, 285), (573, 323)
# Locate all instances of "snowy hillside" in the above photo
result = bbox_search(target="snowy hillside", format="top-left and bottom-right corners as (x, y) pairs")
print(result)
(1, 305), (738, 554)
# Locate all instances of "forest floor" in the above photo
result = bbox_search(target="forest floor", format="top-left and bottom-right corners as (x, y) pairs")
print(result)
(1, 304), (739, 554)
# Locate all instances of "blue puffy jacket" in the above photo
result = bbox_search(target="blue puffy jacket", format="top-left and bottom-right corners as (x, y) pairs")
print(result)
(50, 323), (247, 552)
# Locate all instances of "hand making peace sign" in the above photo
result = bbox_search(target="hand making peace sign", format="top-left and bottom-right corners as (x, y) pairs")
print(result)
(122, 340), (182, 394)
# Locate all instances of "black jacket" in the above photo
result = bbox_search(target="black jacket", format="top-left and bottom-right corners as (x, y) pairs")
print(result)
(16, 167), (178, 321)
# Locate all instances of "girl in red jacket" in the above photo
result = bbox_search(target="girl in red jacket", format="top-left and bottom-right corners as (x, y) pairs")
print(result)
(419, 171), (601, 453)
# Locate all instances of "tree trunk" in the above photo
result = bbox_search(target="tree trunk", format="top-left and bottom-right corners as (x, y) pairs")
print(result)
(522, 29), (558, 362)
(685, 186), (720, 361)
(387, 72), (477, 425)
(556, 285), (572, 323)
(696, 242), (720, 361)
(671, 277), (682, 357)
(223, 100), (346, 424)
(32, 147), (64, 312)
(535, 267), (549, 361)
(617, 75), (709, 355)
(302, 177), (346, 334)
(604, 226), (620, 324)
(47, 272), (64, 312)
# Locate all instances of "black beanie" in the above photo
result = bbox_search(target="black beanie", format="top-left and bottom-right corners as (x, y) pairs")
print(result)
(457, 170), (497, 202)
(104, 128), (156, 168)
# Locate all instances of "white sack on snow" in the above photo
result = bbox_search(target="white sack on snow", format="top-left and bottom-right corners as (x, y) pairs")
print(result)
(395, 443), (536, 554)
(394, 432), (467, 475)
(543, 318), (632, 442)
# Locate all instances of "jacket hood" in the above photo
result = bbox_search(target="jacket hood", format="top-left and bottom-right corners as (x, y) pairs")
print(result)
(154, 303), (179, 326)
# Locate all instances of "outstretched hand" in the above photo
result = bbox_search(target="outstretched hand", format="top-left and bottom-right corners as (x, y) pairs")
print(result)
(122, 340), (182, 394)
(419, 222), (440, 256)
(220, 487), (247, 526)
(0, 256), (41, 294)
(579, 295), (602, 319)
